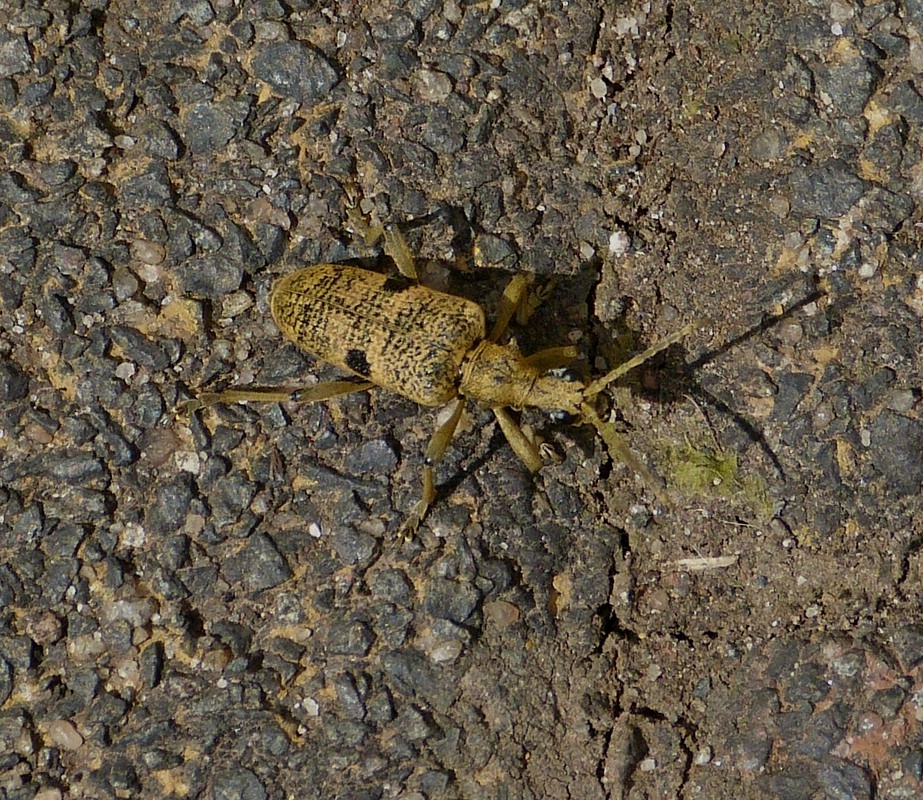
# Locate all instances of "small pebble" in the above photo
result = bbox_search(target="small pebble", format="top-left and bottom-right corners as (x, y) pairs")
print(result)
(43, 719), (83, 750)
(115, 362), (135, 381)
(483, 600), (521, 628)
(589, 76), (608, 99)
(130, 240), (166, 265)
(608, 229), (630, 256)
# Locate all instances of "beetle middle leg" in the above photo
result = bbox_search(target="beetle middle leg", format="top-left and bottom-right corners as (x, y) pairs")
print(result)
(483, 274), (581, 473)
(489, 274), (532, 342)
(488, 273), (557, 343)
(399, 397), (466, 538)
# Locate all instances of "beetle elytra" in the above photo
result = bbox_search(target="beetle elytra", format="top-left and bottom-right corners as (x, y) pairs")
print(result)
(182, 213), (700, 536)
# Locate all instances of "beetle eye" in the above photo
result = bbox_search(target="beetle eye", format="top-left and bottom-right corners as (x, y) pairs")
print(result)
(546, 366), (578, 382)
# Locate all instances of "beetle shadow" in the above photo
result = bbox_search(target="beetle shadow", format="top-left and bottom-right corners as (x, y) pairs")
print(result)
(631, 272), (826, 484)
(426, 422), (505, 514)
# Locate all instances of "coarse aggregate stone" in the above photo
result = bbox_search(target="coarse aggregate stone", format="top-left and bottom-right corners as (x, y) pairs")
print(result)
(1, 0), (923, 798)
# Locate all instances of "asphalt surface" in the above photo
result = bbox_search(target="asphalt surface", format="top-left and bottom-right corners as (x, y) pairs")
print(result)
(1, 1), (923, 798)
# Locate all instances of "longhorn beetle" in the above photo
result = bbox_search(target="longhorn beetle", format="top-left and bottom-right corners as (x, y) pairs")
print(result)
(181, 209), (700, 536)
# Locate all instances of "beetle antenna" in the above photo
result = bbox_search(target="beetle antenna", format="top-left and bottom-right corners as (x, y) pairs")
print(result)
(580, 402), (667, 501)
(584, 318), (707, 397)
(577, 318), (710, 503)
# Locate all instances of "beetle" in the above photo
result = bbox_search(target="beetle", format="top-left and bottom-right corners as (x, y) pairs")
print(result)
(182, 212), (699, 536)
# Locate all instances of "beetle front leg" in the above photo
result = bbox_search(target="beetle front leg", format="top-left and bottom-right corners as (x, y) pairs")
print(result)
(398, 397), (466, 538)
(493, 406), (544, 472)
(523, 345), (579, 372)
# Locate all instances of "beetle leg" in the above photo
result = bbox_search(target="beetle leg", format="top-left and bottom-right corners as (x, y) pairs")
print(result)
(346, 203), (385, 247)
(398, 397), (466, 538)
(489, 274), (558, 342)
(489, 274), (533, 342)
(346, 203), (419, 281)
(515, 277), (556, 326)
(176, 380), (374, 415)
(381, 224), (419, 281)
(523, 345), (579, 372)
(493, 406), (544, 472)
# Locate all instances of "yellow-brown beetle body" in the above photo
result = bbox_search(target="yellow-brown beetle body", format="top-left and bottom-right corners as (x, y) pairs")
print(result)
(270, 264), (588, 417)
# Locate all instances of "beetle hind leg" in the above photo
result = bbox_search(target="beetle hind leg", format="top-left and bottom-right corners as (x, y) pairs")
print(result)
(398, 398), (466, 538)
(381, 224), (419, 281)
(346, 204), (419, 281)
(173, 379), (374, 418)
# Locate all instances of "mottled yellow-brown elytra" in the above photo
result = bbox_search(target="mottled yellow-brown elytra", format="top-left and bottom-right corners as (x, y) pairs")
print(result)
(271, 265), (484, 407)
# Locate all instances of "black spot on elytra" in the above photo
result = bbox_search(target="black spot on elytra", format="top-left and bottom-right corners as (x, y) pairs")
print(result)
(346, 348), (371, 377)
(381, 274), (414, 293)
